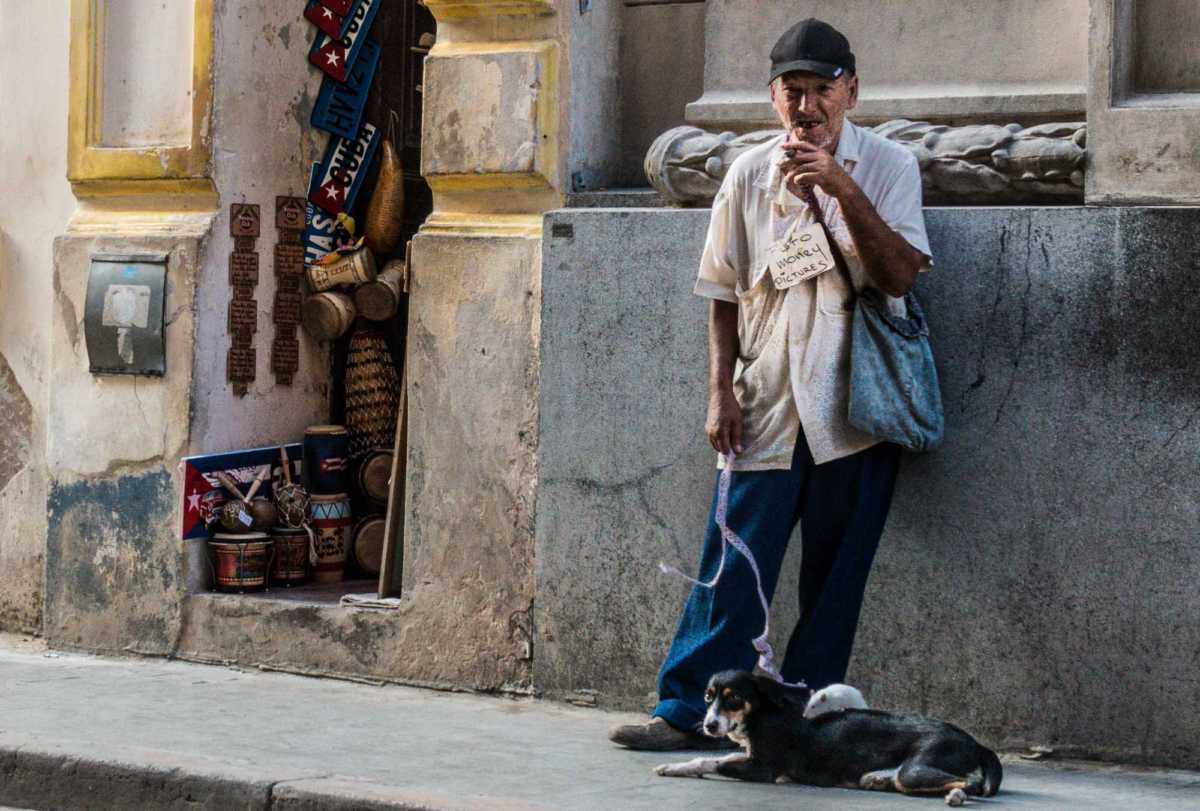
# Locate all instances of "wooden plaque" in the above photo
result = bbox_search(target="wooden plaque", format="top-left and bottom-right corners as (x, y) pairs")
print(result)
(276, 196), (307, 231)
(230, 204), (261, 238)
(228, 297), (258, 334)
(229, 252), (260, 287)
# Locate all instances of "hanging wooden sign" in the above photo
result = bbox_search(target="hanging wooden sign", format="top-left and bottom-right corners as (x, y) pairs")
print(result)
(272, 195), (306, 386)
(227, 203), (261, 396)
(229, 252), (259, 288)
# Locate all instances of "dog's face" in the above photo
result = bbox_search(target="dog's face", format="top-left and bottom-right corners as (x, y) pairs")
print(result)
(702, 670), (813, 740)
(702, 671), (756, 739)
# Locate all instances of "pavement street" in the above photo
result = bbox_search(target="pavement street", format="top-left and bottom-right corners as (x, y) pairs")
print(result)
(2, 635), (1199, 810)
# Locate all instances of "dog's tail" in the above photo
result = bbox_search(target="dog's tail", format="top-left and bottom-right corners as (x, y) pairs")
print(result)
(977, 745), (1003, 796)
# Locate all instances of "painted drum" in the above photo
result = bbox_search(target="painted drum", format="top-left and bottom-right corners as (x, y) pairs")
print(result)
(356, 448), (393, 504)
(270, 526), (310, 586)
(304, 424), (351, 495)
(306, 246), (377, 292)
(309, 493), (352, 583)
(208, 533), (273, 592)
(301, 291), (356, 341)
(352, 515), (386, 577)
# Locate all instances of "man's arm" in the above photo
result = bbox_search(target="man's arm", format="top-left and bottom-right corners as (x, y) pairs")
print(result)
(706, 299), (743, 456)
(782, 141), (924, 297)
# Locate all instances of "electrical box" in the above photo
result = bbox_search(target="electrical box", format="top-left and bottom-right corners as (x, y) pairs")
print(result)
(84, 253), (168, 376)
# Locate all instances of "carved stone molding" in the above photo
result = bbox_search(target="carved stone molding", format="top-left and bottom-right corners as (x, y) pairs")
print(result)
(644, 121), (1087, 205)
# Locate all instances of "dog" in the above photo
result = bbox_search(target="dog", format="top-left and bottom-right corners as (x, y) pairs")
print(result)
(804, 683), (868, 718)
(655, 670), (1002, 803)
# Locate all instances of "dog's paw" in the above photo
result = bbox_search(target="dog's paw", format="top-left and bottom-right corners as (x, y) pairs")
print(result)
(945, 787), (966, 807)
(654, 758), (707, 778)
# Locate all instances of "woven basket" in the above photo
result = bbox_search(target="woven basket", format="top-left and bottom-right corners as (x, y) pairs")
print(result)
(344, 328), (401, 459)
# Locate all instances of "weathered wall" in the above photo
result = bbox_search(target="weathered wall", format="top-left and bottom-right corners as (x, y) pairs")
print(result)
(0, 4), (76, 633)
(536, 206), (1200, 769)
(616, 1), (705, 187)
(190, 0), (329, 454)
(44, 1), (331, 653)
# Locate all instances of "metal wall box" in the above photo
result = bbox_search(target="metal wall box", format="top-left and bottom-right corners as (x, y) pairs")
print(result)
(84, 253), (169, 376)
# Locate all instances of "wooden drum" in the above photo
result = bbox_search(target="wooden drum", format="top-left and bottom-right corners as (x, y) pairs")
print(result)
(309, 493), (352, 583)
(352, 516), (386, 577)
(356, 449), (393, 504)
(270, 527), (309, 586)
(208, 533), (273, 592)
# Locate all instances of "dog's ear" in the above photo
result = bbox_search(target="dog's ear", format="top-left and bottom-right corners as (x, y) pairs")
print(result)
(752, 675), (811, 711)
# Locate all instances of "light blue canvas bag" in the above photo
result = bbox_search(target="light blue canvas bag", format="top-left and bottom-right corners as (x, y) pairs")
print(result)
(812, 211), (945, 452)
(846, 286), (944, 451)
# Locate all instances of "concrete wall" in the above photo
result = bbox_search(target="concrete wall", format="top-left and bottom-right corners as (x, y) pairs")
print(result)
(0, 4), (76, 633)
(690, 0), (1088, 130)
(536, 206), (1200, 769)
(616, 2), (706, 187)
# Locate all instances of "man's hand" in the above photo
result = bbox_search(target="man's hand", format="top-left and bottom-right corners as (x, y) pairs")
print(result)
(778, 139), (852, 199)
(706, 388), (743, 456)
(706, 300), (743, 457)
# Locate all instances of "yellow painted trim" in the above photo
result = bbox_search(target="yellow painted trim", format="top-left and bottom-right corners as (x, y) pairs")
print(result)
(427, 173), (552, 192)
(420, 212), (543, 238)
(430, 39), (557, 56)
(71, 178), (218, 203)
(423, 0), (554, 20)
(68, 0), (214, 186)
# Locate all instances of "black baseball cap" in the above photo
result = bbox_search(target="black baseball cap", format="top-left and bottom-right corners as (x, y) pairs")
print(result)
(769, 18), (855, 83)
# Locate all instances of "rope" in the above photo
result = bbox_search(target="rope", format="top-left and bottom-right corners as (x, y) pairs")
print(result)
(659, 453), (806, 689)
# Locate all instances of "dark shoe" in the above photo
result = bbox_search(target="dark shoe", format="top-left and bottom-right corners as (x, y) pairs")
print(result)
(608, 717), (737, 751)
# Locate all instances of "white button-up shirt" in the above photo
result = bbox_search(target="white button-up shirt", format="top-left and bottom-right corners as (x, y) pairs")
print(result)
(694, 120), (932, 469)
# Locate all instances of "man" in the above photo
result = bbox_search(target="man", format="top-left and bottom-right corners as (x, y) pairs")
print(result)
(610, 18), (933, 751)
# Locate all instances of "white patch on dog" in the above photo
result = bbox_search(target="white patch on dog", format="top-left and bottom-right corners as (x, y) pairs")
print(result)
(654, 753), (748, 778)
(945, 787), (967, 806)
(703, 700), (731, 738)
(804, 683), (868, 719)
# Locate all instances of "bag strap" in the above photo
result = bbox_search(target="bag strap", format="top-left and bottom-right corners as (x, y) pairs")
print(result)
(798, 184), (856, 310)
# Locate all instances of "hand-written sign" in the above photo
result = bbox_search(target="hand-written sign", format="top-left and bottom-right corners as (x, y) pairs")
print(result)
(767, 222), (836, 290)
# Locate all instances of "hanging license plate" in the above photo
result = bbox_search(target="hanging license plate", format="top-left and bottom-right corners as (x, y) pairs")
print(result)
(304, 0), (358, 39)
(309, 121), (380, 217)
(304, 165), (338, 267)
(766, 221), (837, 290)
(311, 37), (380, 138)
(317, 0), (355, 15)
(308, 0), (378, 83)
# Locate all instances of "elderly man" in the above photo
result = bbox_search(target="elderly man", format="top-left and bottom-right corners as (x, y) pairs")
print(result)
(610, 18), (933, 751)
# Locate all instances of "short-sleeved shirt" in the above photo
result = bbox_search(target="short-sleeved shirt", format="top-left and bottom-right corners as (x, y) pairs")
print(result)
(694, 120), (932, 470)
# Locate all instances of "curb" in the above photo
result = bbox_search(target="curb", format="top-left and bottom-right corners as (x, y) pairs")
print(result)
(0, 747), (550, 811)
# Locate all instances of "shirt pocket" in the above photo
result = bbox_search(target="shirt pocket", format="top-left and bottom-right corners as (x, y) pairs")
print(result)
(736, 272), (787, 361)
(816, 269), (855, 318)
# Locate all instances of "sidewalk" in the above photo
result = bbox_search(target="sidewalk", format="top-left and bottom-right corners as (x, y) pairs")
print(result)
(2, 636), (1198, 810)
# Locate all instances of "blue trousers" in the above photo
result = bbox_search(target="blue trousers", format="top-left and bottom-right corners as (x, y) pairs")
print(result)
(654, 433), (901, 732)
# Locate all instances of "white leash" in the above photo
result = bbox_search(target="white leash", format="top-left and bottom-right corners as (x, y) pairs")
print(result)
(659, 453), (806, 689)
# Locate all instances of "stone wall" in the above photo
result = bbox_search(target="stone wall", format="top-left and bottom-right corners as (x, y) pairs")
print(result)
(0, 4), (76, 634)
(536, 205), (1200, 769)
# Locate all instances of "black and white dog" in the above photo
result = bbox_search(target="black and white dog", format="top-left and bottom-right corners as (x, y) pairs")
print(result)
(655, 670), (1002, 803)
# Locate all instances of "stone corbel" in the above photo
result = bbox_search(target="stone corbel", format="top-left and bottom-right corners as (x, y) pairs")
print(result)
(645, 120), (1087, 205)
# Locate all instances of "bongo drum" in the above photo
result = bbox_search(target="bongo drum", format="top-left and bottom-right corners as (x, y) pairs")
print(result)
(356, 449), (393, 504)
(270, 527), (309, 586)
(309, 493), (352, 583)
(208, 533), (273, 592)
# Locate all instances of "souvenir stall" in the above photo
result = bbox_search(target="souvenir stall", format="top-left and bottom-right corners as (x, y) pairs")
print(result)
(181, 0), (434, 601)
